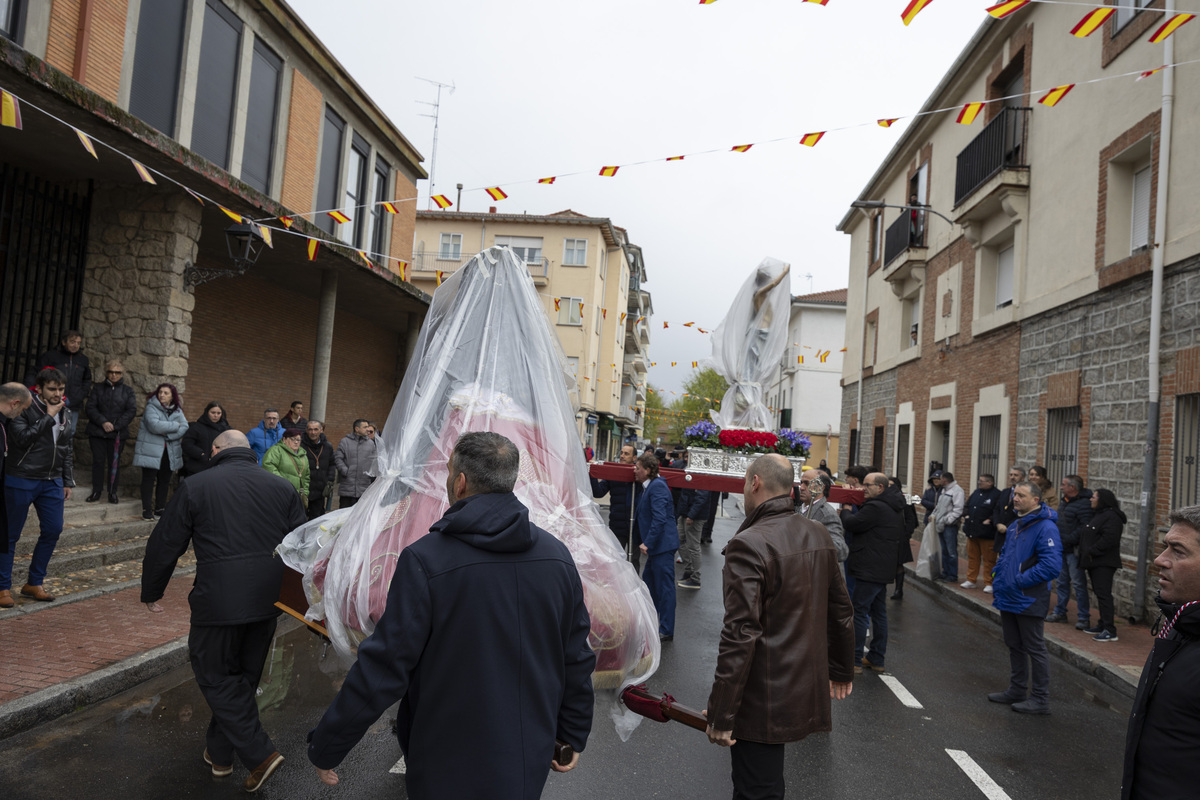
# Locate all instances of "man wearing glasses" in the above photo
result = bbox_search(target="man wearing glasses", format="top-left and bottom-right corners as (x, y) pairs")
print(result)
(84, 360), (137, 504)
(797, 469), (848, 562)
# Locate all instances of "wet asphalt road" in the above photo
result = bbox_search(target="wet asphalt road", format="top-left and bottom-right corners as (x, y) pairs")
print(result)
(0, 505), (1133, 799)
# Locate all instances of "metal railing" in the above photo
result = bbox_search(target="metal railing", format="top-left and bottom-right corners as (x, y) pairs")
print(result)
(883, 212), (925, 268)
(954, 106), (1031, 206)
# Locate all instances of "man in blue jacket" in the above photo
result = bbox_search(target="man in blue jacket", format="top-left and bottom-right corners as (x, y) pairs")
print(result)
(988, 480), (1062, 715)
(307, 432), (595, 798)
(245, 409), (282, 464)
(636, 451), (678, 641)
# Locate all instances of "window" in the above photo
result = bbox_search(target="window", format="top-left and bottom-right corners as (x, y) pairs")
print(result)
(1131, 164), (1152, 253)
(864, 321), (877, 367)
(241, 38), (282, 194)
(1173, 394), (1200, 509)
(565, 356), (580, 382)
(369, 158), (391, 256)
(848, 429), (859, 466)
(779, 409), (792, 428)
(1115, 0), (1153, 30)
(191, 0), (242, 169)
(557, 297), (582, 326)
(341, 133), (369, 246)
(495, 236), (543, 265)
(564, 239), (587, 266)
(902, 293), (920, 349)
(930, 420), (951, 473)
(872, 426), (885, 470)
(895, 424), (911, 488)
(1045, 406), (1081, 487)
(995, 244), (1014, 308)
(439, 233), (462, 260)
(978, 415), (1001, 480)
(128, 0), (188, 135)
(314, 108), (344, 235)
(1, 0), (24, 42)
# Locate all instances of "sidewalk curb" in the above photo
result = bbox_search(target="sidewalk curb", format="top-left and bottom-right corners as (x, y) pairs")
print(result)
(907, 567), (1139, 699)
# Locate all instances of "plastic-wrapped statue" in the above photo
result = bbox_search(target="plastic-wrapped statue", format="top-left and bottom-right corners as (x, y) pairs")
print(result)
(708, 258), (792, 431)
(277, 247), (659, 694)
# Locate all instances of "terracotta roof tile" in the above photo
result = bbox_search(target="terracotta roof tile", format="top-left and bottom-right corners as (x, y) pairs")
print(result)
(794, 288), (848, 305)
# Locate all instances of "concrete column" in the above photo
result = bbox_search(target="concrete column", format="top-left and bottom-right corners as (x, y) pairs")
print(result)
(310, 270), (338, 422)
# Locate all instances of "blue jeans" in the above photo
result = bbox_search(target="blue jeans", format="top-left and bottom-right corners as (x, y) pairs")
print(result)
(1053, 550), (1089, 621)
(939, 524), (959, 579)
(2, 476), (66, 590)
(642, 552), (677, 636)
(852, 579), (889, 664)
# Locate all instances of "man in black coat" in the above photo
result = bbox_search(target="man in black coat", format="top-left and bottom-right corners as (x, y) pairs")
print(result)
(961, 474), (1003, 592)
(26, 330), (91, 437)
(844, 472), (906, 672)
(141, 430), (307, 792)
(1122, 506), (1200, 799)
(84, 360), (137, 503)
(300, 420), (336, 519)
(993, 466), (1025, 560)
(590, 442), (641, 568)
(307, 432), (595, 798)
(1047, 475), (1095, 629)
(0, 384), (33, 567)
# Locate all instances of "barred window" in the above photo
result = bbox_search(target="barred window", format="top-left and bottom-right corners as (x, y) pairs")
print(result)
(1045, 406), (1081, 488)
(1174, 394), (1200, 510)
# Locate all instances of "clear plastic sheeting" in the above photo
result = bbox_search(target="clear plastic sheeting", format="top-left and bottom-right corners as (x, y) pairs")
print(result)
(708, 258), (792, 431)
(277, 247), (660, 698)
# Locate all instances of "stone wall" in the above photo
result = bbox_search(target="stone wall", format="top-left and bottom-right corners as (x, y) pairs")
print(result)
(839, 368), (897, 473)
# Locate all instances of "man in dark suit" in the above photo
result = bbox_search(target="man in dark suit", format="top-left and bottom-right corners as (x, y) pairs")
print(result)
(636, 451), (678, 641)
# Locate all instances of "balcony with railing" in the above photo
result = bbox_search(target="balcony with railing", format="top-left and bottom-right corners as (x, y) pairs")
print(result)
(410, 249), (549, 284)
(953, 106), (1031, 212)
(882, 210), (928, 287)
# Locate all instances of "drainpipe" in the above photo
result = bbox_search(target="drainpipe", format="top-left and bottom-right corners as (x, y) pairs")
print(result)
(856, 237), (868, 470)
(1134, 0), (1174, 622)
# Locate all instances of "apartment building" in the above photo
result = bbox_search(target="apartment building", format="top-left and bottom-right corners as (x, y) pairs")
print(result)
(0, 0), (429, 456)
(837, 2), (1200, 618)
(412, 209), (650, 457)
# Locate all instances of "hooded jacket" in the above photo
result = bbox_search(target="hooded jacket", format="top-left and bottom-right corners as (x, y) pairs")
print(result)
(246, 420), (284, 464)
(6, 394), (74, 486)
(1122, 599), (1200, 800)
(85, 378), (137, 439)
(181, 414), (231, 475)
(1056, 489), (1095, 551)
(140, 446), (307, 625)
(262, 440), (310, 501)
(1079, 506), (1126, 570)
(307, 491), (595, 800)
(991, 503), (1062, 617)
(844, 483), (907, 584)
(132, 397), (189, 471)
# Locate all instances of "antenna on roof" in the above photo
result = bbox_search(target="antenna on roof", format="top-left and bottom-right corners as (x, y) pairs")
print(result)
(416, 77), (455, 210)
(804, 273), (813, 294)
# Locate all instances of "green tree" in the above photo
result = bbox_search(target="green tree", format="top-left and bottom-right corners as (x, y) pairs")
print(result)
(665, 368), (729, 443)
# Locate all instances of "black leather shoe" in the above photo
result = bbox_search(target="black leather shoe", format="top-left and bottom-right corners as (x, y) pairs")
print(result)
(86, 491), (102, 503)
(109, 493), (119, 504)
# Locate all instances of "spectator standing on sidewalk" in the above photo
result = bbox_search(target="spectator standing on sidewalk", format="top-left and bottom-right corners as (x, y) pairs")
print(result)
(1045, 474), (1094, 630)
(262, 429), (310, 507)
(0, 368), (74, 606)
(678, 485), (710, 590)
(84, 360), (136, 504)
(920, 474), (939, 526)
(300, 421), (336, 520)
(844, 472), (906, 673)
(132, 384), (188, 521)
(961, 474), (1002, 592)
(26, 330), (91, 438)
(988, 480), (1061, 715)
(1078, 489), (1125, 642)
(279, 401), (307, 431)
(0, 383), (32, 565)
(181, 402), (230, 477)
(246, 409), (282, 464)
(141, 430), (306, 792)
(933, 471), (965, 582)
(993, 467), (1025, 562)
(335, 419), (377, 509)
(1029, 465), (1057, 510)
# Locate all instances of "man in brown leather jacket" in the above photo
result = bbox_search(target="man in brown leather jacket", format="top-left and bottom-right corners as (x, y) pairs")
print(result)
(706, 454), (855, 800)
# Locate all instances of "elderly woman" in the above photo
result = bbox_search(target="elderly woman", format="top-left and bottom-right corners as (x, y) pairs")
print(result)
(133, 383), (189, 520)
(263, 427), (310, 506)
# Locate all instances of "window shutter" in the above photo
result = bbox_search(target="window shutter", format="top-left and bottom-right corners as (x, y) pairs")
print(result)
(128, 0), (188, 135)
(1131, 165), (1152, 252)
(191, 0), (242, 169)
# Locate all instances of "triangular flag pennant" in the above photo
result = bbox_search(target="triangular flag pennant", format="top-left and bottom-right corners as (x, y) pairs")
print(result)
(698, 327), (708, 334)
(1070, 8), (1113, 37)
(671, 362), (677, 367)
(131, 159), (156, 184)
(663, 321), (669, 329)
(1138, 66), (1167, 81)
(986, 0), (1029, 19)
(650, 362), (656, 367)
(431, 195), (452, 209)
(799, 131), (825, 147)
(667, 155), (685, 162)
(485, 187), (508, 201)
(620, 312), (627, 323)
(820, 350), (831, 363)
(357, 250), (374, 268)
(956, 102), (985, 125)
(900, 0), (933, 26)
(1038, 84), (1075, 108)
(258, 225), (273, 248)
(1148, 13), (1194, 43)
(1, 91), (22, 129)
(598, 166), (619, 177)
(538, 177), (556, 184)
(798, 355), (804, 364)
(699, 0), (717, 4)
(279, 216), (295, 228)
(578, 301), (584, 316)
(328, 210), (351, 224)
(731, 144), (753, 153)
(436, 271), (444, 286)
(183, 187), (205, 206)
(219, 206), (242, 223)
(803, 0), (829, 4)
(878, 118), (899, 128)
(554, 298), (561, 311)
(602, 308), (607, 319)
(74, 128), (97, 158)
(683, 322), (695, 327)
(691, 361), (698, 368)
(381, 202), (400, 214)
(307, 239), (319, 261)
(398, 260), (408, 281)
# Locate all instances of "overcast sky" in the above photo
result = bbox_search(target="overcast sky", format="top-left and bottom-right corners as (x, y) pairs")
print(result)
(287, 0), (988, 395)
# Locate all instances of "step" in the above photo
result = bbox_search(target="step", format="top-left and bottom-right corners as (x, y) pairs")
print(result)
(10, 535), (152, 576)
(18, 496), (147, 537)
(13, 518), (156, 557)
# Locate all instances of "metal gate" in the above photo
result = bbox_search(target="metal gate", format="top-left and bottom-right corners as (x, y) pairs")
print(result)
(1174, 394), (1200, 509)
(1045, 406), (1081, 487)
(977, 415), (1001, 480)
(0, 165), (91, 384)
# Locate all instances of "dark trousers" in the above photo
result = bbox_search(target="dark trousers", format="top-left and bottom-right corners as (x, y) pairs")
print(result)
(189, 618), (278, 769)
(852, 579), (889, 664)
(307, 492), (329, 520)
(1088, 565), (1117, 634)
(89, 436), (125, 495)
(611, 524), (641, 571)
(1001, 611), (1049, 704)
(939, 524), (959, 580)
(140, 451), (172, 514)
(702, 491), (719, 541)
(339, 495), (360, 509)
(730, 740), (785, 800)
(642, 551), (676, 636)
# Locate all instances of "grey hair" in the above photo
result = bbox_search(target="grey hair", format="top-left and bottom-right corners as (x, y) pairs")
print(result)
(451, 432), (520, 495)
(1015, 480), (1042, 500)
(0, 382), (31, 404)
(1064, 475), (1084, 493)
(1009, 466), (1027, 479)
(1167, 506), (1200, 536)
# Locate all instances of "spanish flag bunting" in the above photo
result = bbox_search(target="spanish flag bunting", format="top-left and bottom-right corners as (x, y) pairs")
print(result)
(598, 166), (619, 177)
(663, 321), (669, 329)
(956, 102), (985, 125)
(381, 202), (400, 214)
(578, 301), (584, 316)
(219, 206), (242, 223)
(398, 261), (408, 281)
(878, 118), (899, 128)
(0, 91), (22, 129)
(485, 187), (508, 201)
(1148, 13), (1194, 44)
(731, 144), (753, 153)
(357, 250), (374, 268)
(602, 308), (607, 319)
(554, 298), (561, 311)
(74, 128), (97, 158)
(671, 362), (677, 367)
(436, 271), (444, 286)
(279, 216), (295, 228)
(636, 316), (645, 324)
(802, 0), (829, 4)
(650, 362), (656, 367)
(307, 239), (320, 261)
(620, 312), (627, 323)
(986, 0), (1029, 19)
(431, 195), (453, 209)
(900, 0), (933, 26)
(1070, 8), (1113, 37)
(698, 327), (708, 334)
(1038, 84), (1075, 108)
(799, 131), (825, 147)
(819, 350), (831, 363)
(699, 0), (717, 4)
(538, 177), (556, 184)
(131, 158), (156, 184)
(683, 322), (695, 327)
(691, 361), (699, 368)
(258, 225), (273, 248)
(1138, 66), (1167, 81)
(328, 210), (351, 224)
(798, 355), (804, 364)
(667, 156), (685, 162)
(839, 347), (848, 352)
(183, 187), (205, 206)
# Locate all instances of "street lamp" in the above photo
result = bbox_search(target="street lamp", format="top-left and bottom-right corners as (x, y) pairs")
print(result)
(849, 199), (954, 226)
(184, 222), (267, 287)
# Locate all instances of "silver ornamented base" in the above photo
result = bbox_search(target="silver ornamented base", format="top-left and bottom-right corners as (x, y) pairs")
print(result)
(687, 447), (806, 482)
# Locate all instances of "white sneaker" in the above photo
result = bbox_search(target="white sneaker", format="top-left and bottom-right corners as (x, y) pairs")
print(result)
(984, 585), (994, 594)
(960, 580), (977, 589)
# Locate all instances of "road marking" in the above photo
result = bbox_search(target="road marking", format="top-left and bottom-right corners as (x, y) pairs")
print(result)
(946, 749), (1013, 800)
(389, 756), (407, 774)
(878, 674), (924, 709)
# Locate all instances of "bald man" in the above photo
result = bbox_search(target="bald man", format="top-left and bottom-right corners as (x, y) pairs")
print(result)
(141, 429), (307, 792)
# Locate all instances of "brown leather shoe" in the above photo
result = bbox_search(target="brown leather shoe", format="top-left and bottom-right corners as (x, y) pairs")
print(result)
(203, 748), (233, 778)
(0, 590), (13, 608)
(19, 584), (55, 602)
(244, 751), (283, 792)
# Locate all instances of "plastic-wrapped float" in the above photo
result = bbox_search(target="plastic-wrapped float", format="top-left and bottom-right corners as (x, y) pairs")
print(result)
(277, 247), (659, 695)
